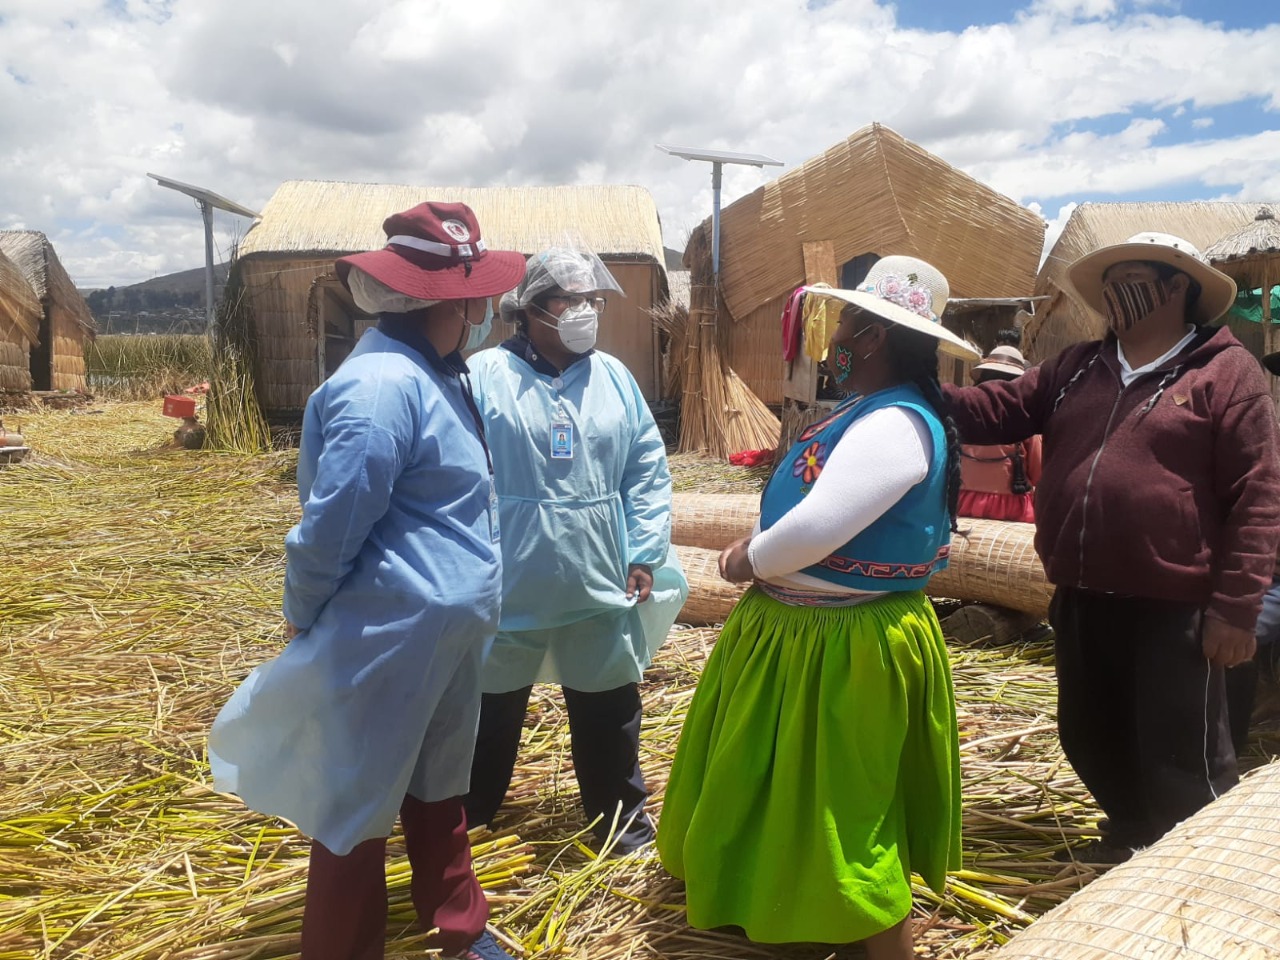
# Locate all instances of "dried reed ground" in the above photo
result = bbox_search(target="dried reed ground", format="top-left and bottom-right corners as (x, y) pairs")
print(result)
(2, 402), (1277, 960)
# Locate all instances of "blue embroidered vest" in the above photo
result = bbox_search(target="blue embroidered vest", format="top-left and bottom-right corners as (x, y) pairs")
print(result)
(759, 385), (951, 591)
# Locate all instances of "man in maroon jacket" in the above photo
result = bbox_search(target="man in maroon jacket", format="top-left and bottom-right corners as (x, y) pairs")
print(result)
(945, 232), (1280, 862)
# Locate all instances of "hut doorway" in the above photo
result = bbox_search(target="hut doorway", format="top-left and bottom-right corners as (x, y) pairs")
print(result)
(311, 279), (376, 381)
(29, 314), (51, 390)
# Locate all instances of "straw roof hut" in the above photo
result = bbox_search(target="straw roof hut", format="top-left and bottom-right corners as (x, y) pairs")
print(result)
(0, 231), (94, 392)
(691, 123), (1045, 408)
(1206, 207), (1280, 366)
(1028, 201), (1278, 363)
(0, 249), (41, 395)
(234, 180), (668, 417)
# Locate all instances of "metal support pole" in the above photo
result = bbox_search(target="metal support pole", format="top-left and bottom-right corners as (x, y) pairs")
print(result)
(200, 200), (216, 332)
(711, 161), (723, 287)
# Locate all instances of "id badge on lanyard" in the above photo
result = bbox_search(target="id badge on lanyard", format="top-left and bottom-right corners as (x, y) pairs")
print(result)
(550, 419), (574, 460)
(488, 475), (501, 543)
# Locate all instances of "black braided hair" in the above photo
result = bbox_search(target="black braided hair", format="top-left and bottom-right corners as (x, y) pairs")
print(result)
(882, 323), (964, 534)
(994, 327), (1022, 349)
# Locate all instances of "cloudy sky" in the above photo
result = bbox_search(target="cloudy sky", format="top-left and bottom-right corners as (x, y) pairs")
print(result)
(1, 0), (1278, 289)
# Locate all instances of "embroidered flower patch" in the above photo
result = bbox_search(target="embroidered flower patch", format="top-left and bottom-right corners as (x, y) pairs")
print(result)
(792, 440), (827, 485)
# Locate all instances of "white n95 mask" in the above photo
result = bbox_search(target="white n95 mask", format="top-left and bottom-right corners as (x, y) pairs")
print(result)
(551, 304), (598, 354)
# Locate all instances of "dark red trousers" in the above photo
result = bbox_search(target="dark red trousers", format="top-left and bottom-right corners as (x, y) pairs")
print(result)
(300, 795), (487, 960)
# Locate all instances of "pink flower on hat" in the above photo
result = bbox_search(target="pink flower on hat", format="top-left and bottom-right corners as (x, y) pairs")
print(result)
(864, 273), (936, 320)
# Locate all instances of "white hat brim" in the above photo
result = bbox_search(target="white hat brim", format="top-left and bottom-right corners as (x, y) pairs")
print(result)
(1065, 242), (1237, 325)
(972, 360), (1027, 377)
(803, 286), (981, 361)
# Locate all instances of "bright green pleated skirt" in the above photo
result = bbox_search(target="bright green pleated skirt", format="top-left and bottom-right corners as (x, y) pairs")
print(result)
(657, 587), (961, 944)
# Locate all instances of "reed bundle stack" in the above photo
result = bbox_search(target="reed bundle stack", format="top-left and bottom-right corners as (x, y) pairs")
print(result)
(670, 494), (1053, 623)
(675, 228), (780, 458)
(991, 760), (1280, 960)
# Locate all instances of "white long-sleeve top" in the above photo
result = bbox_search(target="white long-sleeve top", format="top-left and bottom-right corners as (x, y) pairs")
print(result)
(748, 405), (933, 599)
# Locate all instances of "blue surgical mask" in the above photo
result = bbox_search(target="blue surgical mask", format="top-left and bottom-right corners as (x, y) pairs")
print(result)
(464, 299), (494, 352)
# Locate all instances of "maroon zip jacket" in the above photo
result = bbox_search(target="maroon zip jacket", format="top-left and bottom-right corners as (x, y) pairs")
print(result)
(942, 325), (1280, 631)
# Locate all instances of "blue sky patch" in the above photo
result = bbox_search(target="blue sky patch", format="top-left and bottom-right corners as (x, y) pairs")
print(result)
(887, 0), (1275, 33)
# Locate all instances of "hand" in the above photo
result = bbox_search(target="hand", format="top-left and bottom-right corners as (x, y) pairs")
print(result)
(718, 536), (755, 584)
(1201, 615), (1256, 668)
(284, 621), (299, 640)
(626, 564), (654, 603)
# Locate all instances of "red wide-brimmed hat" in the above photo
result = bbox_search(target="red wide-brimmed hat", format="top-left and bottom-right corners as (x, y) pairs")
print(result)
(336, 201), (526, 301)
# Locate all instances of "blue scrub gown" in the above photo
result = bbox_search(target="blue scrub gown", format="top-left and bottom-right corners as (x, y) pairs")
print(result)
(469, 345), (688, 694)
(210, 326), (501, 856)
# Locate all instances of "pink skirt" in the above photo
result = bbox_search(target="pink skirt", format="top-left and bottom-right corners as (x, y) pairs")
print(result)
(957, 490), (1035, 524)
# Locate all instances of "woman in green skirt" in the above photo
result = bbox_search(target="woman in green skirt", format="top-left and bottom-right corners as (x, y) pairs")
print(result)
(657, 256), (976, 960)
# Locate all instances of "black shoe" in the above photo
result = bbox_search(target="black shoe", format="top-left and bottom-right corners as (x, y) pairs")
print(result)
(450, 930), (517, 960)
(1054, 837), (1136, 865)
(595, 810), (656, 856)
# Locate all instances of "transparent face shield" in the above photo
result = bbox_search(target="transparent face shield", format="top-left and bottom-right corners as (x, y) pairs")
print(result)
(504, 247), (624, 320)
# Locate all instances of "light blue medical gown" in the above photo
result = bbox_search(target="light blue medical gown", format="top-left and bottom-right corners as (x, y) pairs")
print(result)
(469, 346), (688, 694)
(209, 327), (501, 855)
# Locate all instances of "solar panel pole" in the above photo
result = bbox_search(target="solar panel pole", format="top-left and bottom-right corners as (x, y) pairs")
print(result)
(654, 145), (782, 293)
(710, 162), (723, 281)
(147, 173), (260, 334)
(201, 201), (215, 331)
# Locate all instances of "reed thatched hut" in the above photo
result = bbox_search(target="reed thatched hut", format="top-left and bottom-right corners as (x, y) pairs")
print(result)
(0, 232), (94, 392)
(668, 124), (1043, 456)
(693, 123), (1045, 407)
(0, 249), (41, 396)
(1028, 201), (1279, 363)
(234, 180), (668, 418)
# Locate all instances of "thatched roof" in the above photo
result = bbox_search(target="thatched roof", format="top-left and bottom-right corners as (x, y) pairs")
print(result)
(666, 270), (691, 311)
(1030, 200), (1280, 360)
(0, 248), (40, 346)
(239, 181), (666, 265)
(1205, 207), (1280, 289)
(0, 231), (95, 336)
(694, 123), (1046, 321)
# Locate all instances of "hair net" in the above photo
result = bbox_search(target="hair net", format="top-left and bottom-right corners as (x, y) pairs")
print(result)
(347, 266), (440, 315)
(501, 248), (624, 322)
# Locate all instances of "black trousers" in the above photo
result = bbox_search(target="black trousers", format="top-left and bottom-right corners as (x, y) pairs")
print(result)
(1049, 587), (1238, 847)
(465, 683), (653, 848)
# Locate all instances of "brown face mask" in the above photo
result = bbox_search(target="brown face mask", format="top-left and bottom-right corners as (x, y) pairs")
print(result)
(1102, 279), (1168, 334)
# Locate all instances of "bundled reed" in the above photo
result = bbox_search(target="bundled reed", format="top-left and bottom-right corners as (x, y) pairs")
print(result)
(676, 228), (780, 458)
(669, 495), (1053, 618)
(991, 760), (1280, 960)
(646, 288), (688, 402)
(929, 521), (1052, 618)
(671, 491), (757, 550)
(206, 264), (271, 453)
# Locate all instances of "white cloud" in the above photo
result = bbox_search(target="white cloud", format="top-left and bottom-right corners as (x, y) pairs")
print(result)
(0, 0), (1278, 288)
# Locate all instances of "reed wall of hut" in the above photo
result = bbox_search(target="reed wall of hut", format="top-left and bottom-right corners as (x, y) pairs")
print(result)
(0, 250), (40, 394)
(236, 180), (667, 417)
(239, 254), (663, 418)
(0, 231), (92, 393)
(686, 124), (1043, 408)
(1029, 200), (1279, 363)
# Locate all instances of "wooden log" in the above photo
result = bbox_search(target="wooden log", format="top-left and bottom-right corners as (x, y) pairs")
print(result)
(990, 760), (1280, 960)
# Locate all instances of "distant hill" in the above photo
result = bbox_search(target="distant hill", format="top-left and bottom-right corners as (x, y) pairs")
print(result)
(87, 252), (685, 334)
(80, 263), (230, 334)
